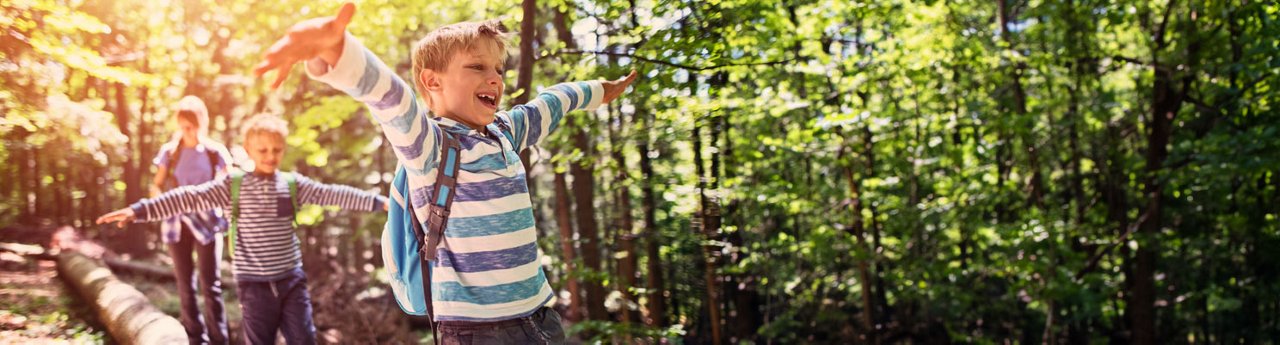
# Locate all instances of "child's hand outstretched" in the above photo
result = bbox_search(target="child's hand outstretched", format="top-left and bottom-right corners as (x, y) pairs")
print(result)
(96, 208), (137, 229)
(253, 2), (357, 89)
(601, 70), (639, 104)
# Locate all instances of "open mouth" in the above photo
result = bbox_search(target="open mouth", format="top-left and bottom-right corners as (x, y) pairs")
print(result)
(476, 92), (499, 109)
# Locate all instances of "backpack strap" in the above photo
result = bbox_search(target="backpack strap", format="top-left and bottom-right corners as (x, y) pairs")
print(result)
(405, 182), (437, 339)
(206, 146), (222, 179)
(405, 131), (461, 331)
(420, 132), (462, 261)
(283, 172), (298, 227)
(228, 170), (245, 257)
(163, 142), (184, 189)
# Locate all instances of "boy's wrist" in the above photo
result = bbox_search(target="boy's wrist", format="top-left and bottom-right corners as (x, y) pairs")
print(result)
(129, 203), (148, 221)
(305, 57), (331, 76)
(305, 34), (344, 75)
(318, 35), (345, 68)
(306, 32), (363, 86)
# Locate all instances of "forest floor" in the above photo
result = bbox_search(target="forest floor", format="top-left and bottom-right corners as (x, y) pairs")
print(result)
(0, 225), (104, 344)
(0, 225), (423, 344)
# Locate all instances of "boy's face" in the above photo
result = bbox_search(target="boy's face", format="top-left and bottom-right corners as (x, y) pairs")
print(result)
(244, 133), (285, 175)
(424, 45), (505, 129)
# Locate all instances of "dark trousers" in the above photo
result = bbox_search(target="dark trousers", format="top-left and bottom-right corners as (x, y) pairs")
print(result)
(169, 225), (228, 345)
(437, 307), (566, 345)
(236, 269), (316, 345)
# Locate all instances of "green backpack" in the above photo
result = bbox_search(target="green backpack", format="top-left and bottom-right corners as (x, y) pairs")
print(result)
(227, 170), (298, 257)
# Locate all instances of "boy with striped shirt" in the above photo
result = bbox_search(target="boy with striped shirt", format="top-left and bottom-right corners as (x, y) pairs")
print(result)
(253, 3), (636, 343)
(98, 114), (389, 344)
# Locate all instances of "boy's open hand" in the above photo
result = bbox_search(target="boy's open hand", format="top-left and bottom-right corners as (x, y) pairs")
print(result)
(253, 2), (356, 89)
(96, 208), (136, 229)
(601, 70), (639, 104)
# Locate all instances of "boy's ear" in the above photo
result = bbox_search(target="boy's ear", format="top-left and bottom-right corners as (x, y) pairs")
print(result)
(419, 69), (443, 92)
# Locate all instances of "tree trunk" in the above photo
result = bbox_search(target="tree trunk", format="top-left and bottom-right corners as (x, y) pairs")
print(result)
(31, 142), (41, 220)
(843, 135), (876, 343)
(115, 82), (142, 205)
(57, 252), (188, 344)
(514, 0), (540, 205)
(611, 106), (640, 330)
(514, 0), (537, 106)
(568, 116), (607, 321)
(15, 129), (32, 220)
(553, 170), (582, 322)
(693, 122), (722, 345)
(550, 5), (606, 322)
(1131, 58), (1178, 345)
(1131, 4), (1200, 343)
(638, 106), (666, 327)
(718, 103), (762, 341)
(112, 82), (148, 257)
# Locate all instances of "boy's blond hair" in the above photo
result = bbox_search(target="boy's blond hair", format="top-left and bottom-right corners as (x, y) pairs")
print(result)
(240, 114), (289, 142)
(410, 20), (511, 97)
(175, 95), (210, 136)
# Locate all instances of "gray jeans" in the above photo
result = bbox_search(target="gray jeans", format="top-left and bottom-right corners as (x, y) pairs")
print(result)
(437, 307), (566, 345)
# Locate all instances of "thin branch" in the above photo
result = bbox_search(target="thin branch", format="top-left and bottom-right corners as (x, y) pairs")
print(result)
(1154, 0), (1179, 48)
(1110, 55), (1174, 74)
(545, 49), (799, 71)
(1074, 211), (1152, 282)
(1184, 93), (1222, 117)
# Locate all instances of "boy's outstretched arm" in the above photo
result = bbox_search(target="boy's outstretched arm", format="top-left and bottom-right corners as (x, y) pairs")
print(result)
(254, 3), (441, 178)
(252, 3), (354, 89)
(296, 175), (389, 212)
(96, 177), (233, 228)
(502, 71), (639, 152)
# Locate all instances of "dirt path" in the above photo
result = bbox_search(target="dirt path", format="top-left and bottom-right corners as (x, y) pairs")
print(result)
(0, 251), (105, 344)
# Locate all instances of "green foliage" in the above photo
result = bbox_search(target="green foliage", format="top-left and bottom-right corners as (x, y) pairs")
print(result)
(3, 0), (1278, 342)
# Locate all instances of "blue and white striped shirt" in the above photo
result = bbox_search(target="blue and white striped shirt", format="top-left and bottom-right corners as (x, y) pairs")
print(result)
(131, 171), (387, 281)
(307, 34), (604, 321)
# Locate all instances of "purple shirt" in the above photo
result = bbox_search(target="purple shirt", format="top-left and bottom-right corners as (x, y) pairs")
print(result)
(152, 140), (231, 244)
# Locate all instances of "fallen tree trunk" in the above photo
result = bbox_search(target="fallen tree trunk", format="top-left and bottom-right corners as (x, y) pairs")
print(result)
(104, 257), (177, 281)
(0, 242), (56, 260)
(103, 257), (238, 289)
(57, 251), (187, 345)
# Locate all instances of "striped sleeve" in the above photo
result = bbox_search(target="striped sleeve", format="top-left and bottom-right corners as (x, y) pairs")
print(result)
(502, 81), (605, 152)
(295, 174), (386, 211)
(131, 175), (231, 222)
(306, 33), (443, 178)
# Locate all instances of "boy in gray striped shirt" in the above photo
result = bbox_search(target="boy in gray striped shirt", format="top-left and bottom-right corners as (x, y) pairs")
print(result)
(98, 114), (388, 344)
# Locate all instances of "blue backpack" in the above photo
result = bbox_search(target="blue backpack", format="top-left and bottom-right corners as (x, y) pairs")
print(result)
(382, 131), (462, 319)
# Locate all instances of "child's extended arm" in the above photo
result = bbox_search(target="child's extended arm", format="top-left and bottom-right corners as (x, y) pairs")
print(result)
(254, 3), (442, 178)
(296, 174), (388, 212)
(502, 71), (638, 152)
(96, 177), (232, 228)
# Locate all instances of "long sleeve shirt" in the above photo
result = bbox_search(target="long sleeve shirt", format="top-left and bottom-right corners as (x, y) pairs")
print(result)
(152, 140), (231, 244)
(307, 33), (604, 321)
(131, 171), (387, 281)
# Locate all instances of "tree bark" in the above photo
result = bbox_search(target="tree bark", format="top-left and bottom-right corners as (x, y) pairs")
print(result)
(718, 102), (762, 341)
(568, 115), (607, 321)
(514, 0), (537, 106)
(57, 252), (188, 344)
(843, 135), (876, 343)
(514, 0), (541, 203)
(113, 82), (148, 257)
(553, 170), (582, 322)
(1131, 4), (1200, 343)
(611, 104), (641, 330)
(693, 122), (722, 345)
(638, 106), (666, 327)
